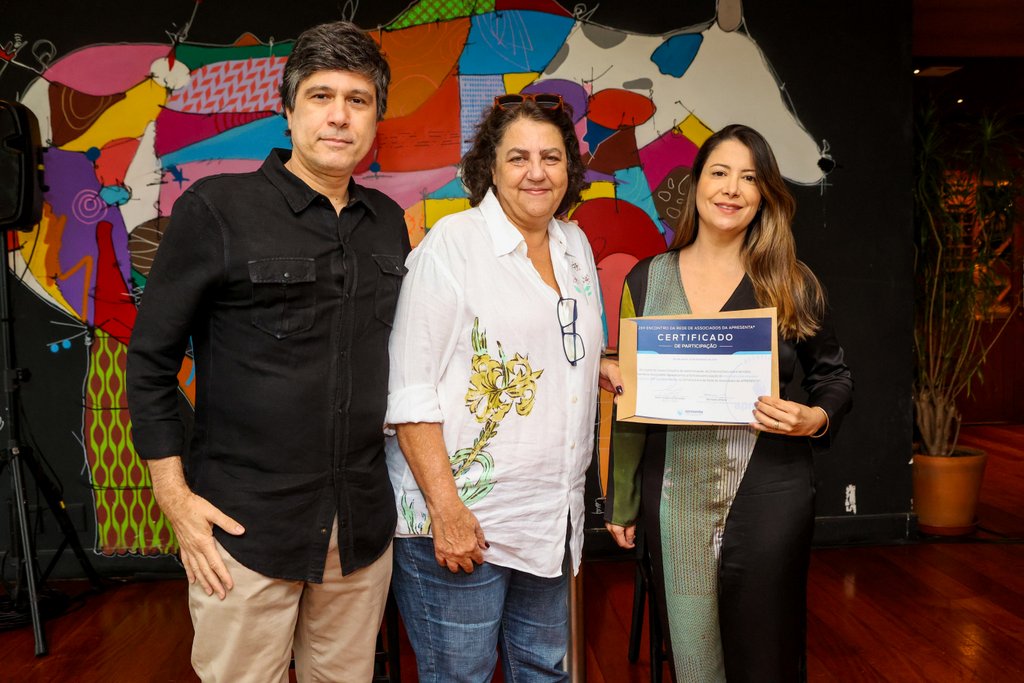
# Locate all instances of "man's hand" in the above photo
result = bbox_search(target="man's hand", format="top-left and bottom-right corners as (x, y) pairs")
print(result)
(148, 457), (245, 599)
(430, 501), (488, 573)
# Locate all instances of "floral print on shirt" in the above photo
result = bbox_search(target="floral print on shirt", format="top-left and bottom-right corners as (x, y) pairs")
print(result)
(401, 318), (543, 533)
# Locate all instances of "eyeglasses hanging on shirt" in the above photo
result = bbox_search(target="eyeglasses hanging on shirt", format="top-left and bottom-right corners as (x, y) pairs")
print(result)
(557, 296), (585, 366)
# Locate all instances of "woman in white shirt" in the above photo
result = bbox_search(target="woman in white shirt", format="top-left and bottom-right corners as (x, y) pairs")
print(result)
(385, 92), (617, 683)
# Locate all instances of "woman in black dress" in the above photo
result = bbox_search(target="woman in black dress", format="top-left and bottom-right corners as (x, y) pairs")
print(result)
(604, 124), (853, 682)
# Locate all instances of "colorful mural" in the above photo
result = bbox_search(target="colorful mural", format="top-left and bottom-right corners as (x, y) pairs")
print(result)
(2, 0), (829, 556)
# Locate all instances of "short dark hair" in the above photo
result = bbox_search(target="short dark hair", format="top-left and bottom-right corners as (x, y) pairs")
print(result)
(279, 21), (390, 120)
(460, 100), (588, 217)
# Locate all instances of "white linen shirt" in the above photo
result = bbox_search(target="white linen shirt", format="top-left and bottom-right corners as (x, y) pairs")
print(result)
(385, 189), (604, 578)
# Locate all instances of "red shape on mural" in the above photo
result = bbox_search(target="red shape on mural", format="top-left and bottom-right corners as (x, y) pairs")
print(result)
(93, 220), (137, 345)
(587, 89), (656, 130)
(154, 108), (276, 157)
(573, 198), (667, 348)
(573, 198), (666, 267)
(234, 33), (262, 47)
(373, 72), (462, 172)
(355, 137), (380, 176)
(94, 138), (141, 186)
(496, 0), (573, 14)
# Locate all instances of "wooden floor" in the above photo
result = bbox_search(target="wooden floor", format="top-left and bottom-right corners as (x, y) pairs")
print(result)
(2, 425), (1022, 682)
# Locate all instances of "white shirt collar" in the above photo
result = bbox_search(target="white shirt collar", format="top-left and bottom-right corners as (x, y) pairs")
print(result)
(479, 189), (577, 259)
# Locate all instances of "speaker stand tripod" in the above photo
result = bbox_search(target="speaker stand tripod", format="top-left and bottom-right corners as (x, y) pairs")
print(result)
(1, 233), (105, 656)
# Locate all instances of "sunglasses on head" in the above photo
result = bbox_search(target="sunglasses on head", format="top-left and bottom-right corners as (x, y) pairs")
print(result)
(493, 93), (564, 112)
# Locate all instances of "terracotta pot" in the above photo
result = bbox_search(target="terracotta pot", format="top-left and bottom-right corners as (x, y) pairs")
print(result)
(912, 448), (988, 536)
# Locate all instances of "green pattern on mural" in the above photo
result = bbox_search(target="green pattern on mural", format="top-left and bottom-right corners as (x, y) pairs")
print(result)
(85, 331), (178, 556)
(173, 41), (295, 71)
(388, 0), (495, 30)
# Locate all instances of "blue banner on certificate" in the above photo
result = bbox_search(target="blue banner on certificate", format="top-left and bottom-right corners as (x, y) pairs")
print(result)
(617, 308), (779, 426)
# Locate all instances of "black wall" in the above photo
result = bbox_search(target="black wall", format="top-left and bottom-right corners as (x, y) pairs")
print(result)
(0, 0), (913, 578)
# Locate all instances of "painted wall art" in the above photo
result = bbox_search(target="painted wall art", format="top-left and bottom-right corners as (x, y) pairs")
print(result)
(2, 0), (830, 556)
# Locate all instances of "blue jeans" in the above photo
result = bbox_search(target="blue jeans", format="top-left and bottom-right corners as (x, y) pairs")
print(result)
(392, 537), (569, 683)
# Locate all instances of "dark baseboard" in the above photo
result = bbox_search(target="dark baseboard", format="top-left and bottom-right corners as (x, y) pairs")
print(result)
(812, 513), (917, 546)
(26, 548), (184, 580)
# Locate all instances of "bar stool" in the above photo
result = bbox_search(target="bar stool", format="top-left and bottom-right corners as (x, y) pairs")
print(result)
(627, 531), (667, 683)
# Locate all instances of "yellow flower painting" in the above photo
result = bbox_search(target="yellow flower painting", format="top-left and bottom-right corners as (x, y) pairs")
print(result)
(402, 318), (543, 533)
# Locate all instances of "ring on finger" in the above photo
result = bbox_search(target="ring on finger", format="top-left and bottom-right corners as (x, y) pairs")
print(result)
(774, 418), (780, 430)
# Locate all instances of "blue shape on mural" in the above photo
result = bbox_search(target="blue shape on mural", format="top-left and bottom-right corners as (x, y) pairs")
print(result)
(459, 11), (575, 75)
(161, 116), (289, 166)
(584, 121), (615, 150)
(100, 185), (131, 206)
(460, 74), (505, 154)
(651, 33), (703, 77)
(428, 177), (469, 199)
(165, 164), (189, 188)
(614, 166), (663, 233)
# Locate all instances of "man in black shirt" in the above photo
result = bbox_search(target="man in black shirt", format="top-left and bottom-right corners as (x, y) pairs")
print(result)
(126, 21), (408, 682)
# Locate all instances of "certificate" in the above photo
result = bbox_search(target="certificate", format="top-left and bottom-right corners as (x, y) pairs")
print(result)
(617, 308), (779, 426)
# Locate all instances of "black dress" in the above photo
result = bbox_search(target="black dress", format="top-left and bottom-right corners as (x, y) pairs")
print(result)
(605, 251), (853, 682)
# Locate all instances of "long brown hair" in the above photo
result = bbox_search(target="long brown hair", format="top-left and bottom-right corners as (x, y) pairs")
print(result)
(669, 124), (824, 340)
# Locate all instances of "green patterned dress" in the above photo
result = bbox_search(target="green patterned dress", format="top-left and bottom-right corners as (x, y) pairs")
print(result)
(606, 251), (853, 682)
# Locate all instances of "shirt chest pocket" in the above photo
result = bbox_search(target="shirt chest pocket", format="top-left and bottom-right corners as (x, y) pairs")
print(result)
(248, 258), (317, 339)
(373, 253), (407, 326)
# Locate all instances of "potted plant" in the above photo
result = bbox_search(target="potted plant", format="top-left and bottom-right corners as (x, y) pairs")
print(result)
(912, 100), (1023, 535)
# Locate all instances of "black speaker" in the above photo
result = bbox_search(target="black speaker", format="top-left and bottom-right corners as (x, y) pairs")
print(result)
(0, 99), (44, 232)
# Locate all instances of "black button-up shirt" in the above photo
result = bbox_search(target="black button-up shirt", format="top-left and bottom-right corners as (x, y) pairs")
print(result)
(127, 149), (410, 580)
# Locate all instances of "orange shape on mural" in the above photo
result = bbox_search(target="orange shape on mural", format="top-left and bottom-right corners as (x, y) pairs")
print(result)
(377, 19), (470, 119)
(95, 138), (141, 186)
(177, 356), (196, 407)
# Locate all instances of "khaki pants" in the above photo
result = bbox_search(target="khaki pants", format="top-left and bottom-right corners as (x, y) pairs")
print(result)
(188, 519), (393, 683)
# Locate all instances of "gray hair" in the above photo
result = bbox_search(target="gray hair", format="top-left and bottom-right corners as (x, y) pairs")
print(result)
(279, 21), (390, 120)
